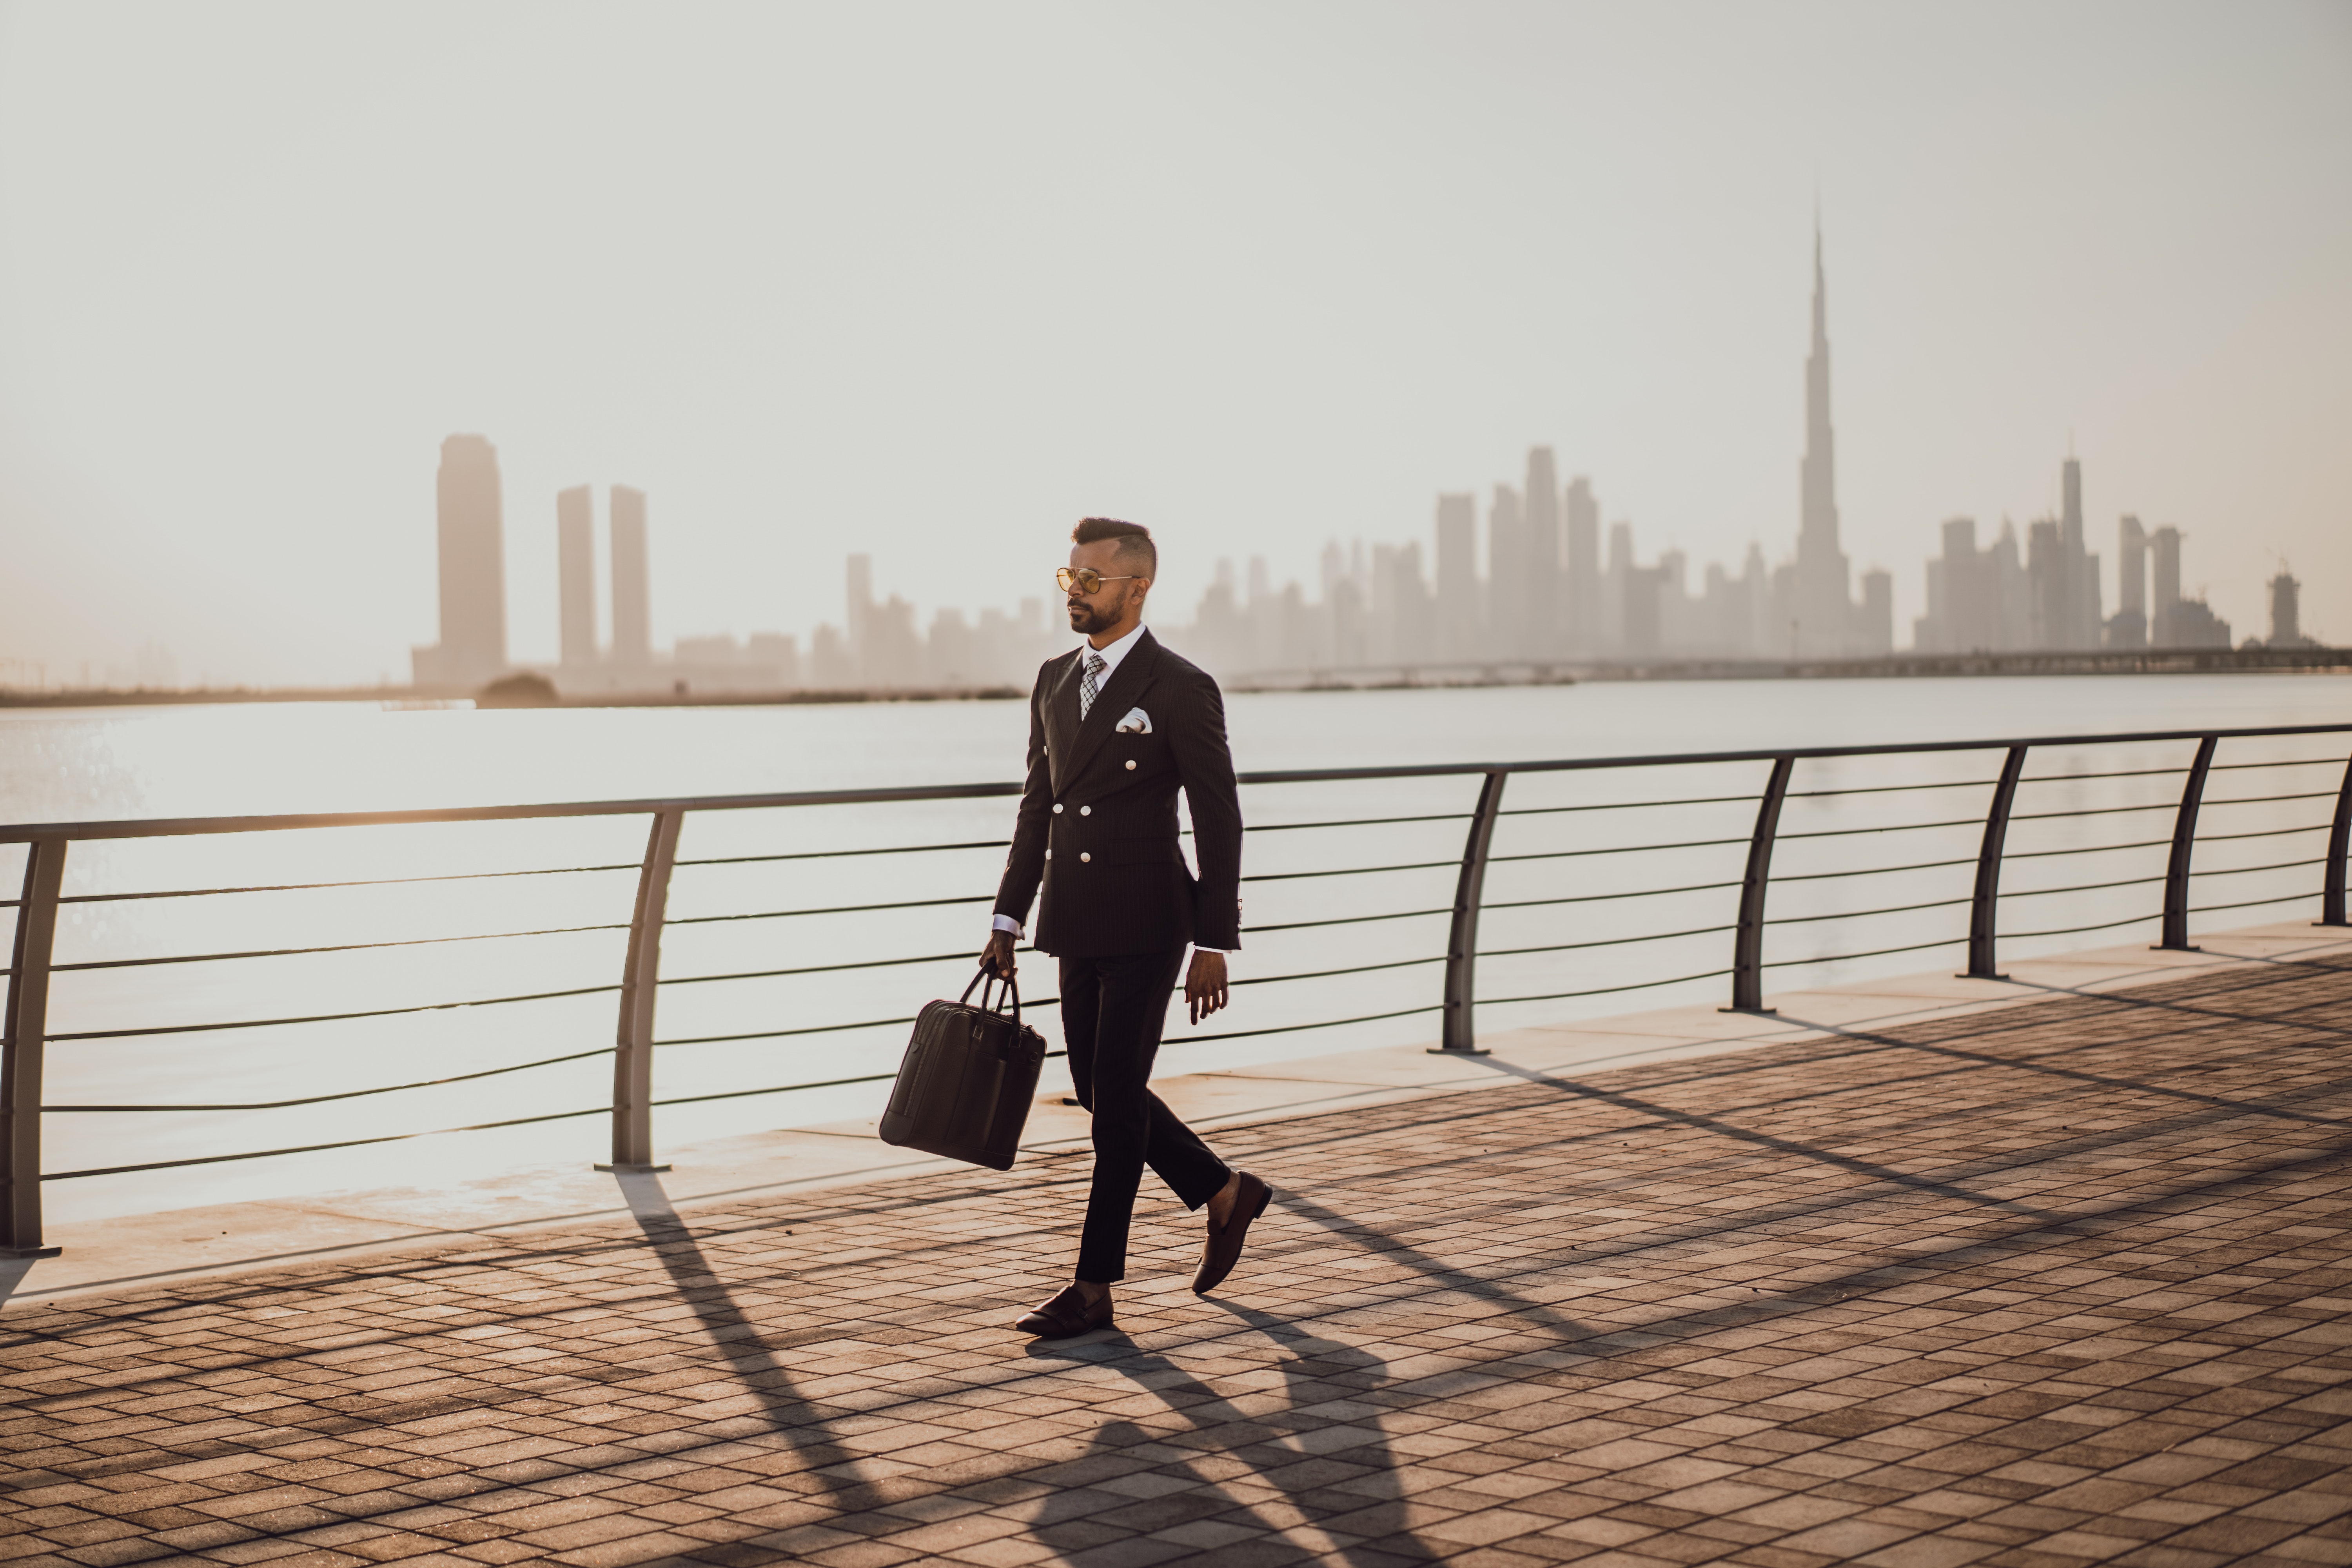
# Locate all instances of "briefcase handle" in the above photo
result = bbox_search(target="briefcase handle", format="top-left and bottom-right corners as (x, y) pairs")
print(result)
(959, 961), (1022, 1027)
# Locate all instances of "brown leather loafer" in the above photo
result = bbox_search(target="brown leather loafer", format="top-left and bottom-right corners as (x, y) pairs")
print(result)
(1192, 1171), (1272, 1295)
(1015, 1285), (1113, 1339)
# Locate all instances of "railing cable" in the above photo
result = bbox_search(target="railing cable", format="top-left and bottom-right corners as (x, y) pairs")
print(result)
(2002, 837), (2173, 861)
(1764, 895), (1974, 926)
(1477, 924), (1735, 958)
(1998, 910), (2158, 942)
(2199, 822), (2333, 844)
(1238, 906), (1452, 934)
(2190, 891), (2325, 916)
(1228, 955), (1445, 987)
(1998, 872), (2169, 899)
(1770, 856), (1979, 883)
(1764, 935), (1963, 967)
(1245, 812), (1472, 833)
(49, 922), (631, 974)
(1786, 777), (2008, 799)
(1479, 878), (1744, 909)
(2010, 800), (2181, 822)
(1777, 817), (1987, 841)
(43, 1045), (614, 1112)
(662, 950), (998, 987)
(665, 893), (993, 926)
(2017, 765), (2184, 785)
(48, 982), (621, 1043)
(56, 862), (642, 906)
(1242, 859), (1458, 883)
(1488, 834), (1752, 863)
(2199, 790), (2341, 808)
(675, 839), (1006, 866)
(1479, 967), (1733, 1007)
(1176, 1004), (1445, 1045)
(2189, 854), (2325, 879)
(1501, 792), (1759, 815)
(40, 1103), (617, 1181)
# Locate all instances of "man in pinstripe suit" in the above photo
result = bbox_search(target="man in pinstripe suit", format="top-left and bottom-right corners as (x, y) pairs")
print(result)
(982, 517), (1273, 1339)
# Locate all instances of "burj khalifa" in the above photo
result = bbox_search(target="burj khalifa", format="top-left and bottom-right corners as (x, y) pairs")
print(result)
(1793, 223), (1855, 657)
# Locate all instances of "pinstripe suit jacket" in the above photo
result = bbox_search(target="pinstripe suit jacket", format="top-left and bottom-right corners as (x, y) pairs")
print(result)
(992, 630), (1244, 958)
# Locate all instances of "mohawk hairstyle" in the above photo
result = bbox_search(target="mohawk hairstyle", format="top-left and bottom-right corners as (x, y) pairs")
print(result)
(1072, 517), (1156, 577)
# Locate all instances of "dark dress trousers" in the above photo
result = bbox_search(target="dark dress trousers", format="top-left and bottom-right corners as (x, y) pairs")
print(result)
(993, 629), (1243, 1281)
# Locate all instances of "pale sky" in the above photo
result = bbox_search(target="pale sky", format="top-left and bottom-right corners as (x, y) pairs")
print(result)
(2, 0), (2346, 686)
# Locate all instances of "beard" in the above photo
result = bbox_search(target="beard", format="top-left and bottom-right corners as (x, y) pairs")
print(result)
(1066, 597), (1118, 636)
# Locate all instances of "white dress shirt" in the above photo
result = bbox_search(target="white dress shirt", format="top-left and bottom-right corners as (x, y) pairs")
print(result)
(1081, 621), (1147, 686)
(992, 622), (1230, 953)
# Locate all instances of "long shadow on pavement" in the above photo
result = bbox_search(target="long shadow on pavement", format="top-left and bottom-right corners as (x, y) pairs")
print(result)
(1020, 1305), (1443, 1566)
(607, 1169), (878, 1509)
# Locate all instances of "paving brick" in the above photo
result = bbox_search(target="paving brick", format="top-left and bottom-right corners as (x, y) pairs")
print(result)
(7, 959), (2352, 1566)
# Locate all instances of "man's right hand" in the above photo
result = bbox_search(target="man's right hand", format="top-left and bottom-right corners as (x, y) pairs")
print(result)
(982, 929), (1018, 978)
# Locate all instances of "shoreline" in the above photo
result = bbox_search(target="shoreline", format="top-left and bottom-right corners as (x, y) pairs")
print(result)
(0, 643), (2343, 711)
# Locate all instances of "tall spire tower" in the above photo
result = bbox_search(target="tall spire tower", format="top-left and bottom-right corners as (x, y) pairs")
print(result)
(1793, 218), (1853, 655)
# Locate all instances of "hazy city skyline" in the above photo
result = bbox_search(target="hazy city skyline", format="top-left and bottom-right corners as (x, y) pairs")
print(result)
(2, 2), (2345, 687)
(381, 222), (2315, 696)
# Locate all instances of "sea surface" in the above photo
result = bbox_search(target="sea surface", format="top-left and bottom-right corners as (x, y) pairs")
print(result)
(5, 672), (2349, 1222)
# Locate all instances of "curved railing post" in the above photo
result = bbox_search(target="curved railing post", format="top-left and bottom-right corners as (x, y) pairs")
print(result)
(1725, 757), (1795, 1014)
(1964, 746), (2029, 979)
(2158, 736), (2217, 952)
(2320, 751), (2351, 928)
(1433, 769), (1507, 1055)
(4, 839), (67, 1258)
(601, 809), (682, 1173)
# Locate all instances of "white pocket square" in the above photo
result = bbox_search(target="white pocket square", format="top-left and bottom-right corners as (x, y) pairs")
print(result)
(1115, 707), (1152, 734)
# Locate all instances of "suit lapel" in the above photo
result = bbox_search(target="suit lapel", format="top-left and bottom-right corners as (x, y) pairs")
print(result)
(1058, 630), (1161, 787)
(1043, 651), (1083, 794)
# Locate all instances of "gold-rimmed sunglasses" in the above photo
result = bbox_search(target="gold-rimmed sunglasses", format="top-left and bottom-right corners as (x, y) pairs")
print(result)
(1056, 567), (1142, 594)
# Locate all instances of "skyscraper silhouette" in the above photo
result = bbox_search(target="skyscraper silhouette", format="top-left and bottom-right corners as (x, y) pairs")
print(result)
(1486, 483), (1526, 658)
(1793, 223), (1852, 656)
(1524, 447), (1561, 658)
(2269, 571), (2308, 648)
(2059, 457), (2085, 647)
(1434, 494), (1479, 660)
(610, 485), (651, 667)
(2150, 526), (2182, 645)
(1564, 477), (1599, 654)
(846, 554), (875, 673)
(2112, 514), (2147, 649)
(410, 434), (508, 686)
(557, 485), (597, 668)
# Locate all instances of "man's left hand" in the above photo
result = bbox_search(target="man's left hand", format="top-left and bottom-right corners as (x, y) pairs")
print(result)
(1185, 950), (1229, 1024)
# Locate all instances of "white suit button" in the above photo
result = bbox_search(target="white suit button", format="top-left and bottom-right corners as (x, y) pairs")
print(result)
(1079, 805), (1091, 816)
(1052, 803), (1063, 814)
(1125, 759), (1136, 770)
(1079, 851), (1091, 863)
(1045, 849), (1053, 862)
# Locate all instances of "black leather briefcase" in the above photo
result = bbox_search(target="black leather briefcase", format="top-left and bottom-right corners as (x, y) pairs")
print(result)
(878, 965), (1048, 1171)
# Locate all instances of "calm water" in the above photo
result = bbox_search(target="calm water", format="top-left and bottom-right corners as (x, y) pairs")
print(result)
(5, 672), (2349, 1222)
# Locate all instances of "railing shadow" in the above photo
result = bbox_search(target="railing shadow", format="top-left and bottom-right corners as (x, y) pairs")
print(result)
(604, 1169), (875, 1507)
(1449, 956), (2352, 1225)
(1278, 1188), (1592, 1341)
(1250, 965), (2352, 1351)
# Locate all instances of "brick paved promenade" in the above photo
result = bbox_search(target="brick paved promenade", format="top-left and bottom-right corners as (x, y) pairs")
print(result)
(5, 955), (2351, 1567)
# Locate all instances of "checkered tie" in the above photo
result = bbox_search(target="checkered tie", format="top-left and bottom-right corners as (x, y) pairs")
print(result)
(1078, 652), (1106, 720)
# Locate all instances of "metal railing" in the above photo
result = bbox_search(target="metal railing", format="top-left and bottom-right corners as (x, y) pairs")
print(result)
(5, 722), (2349, 1257)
